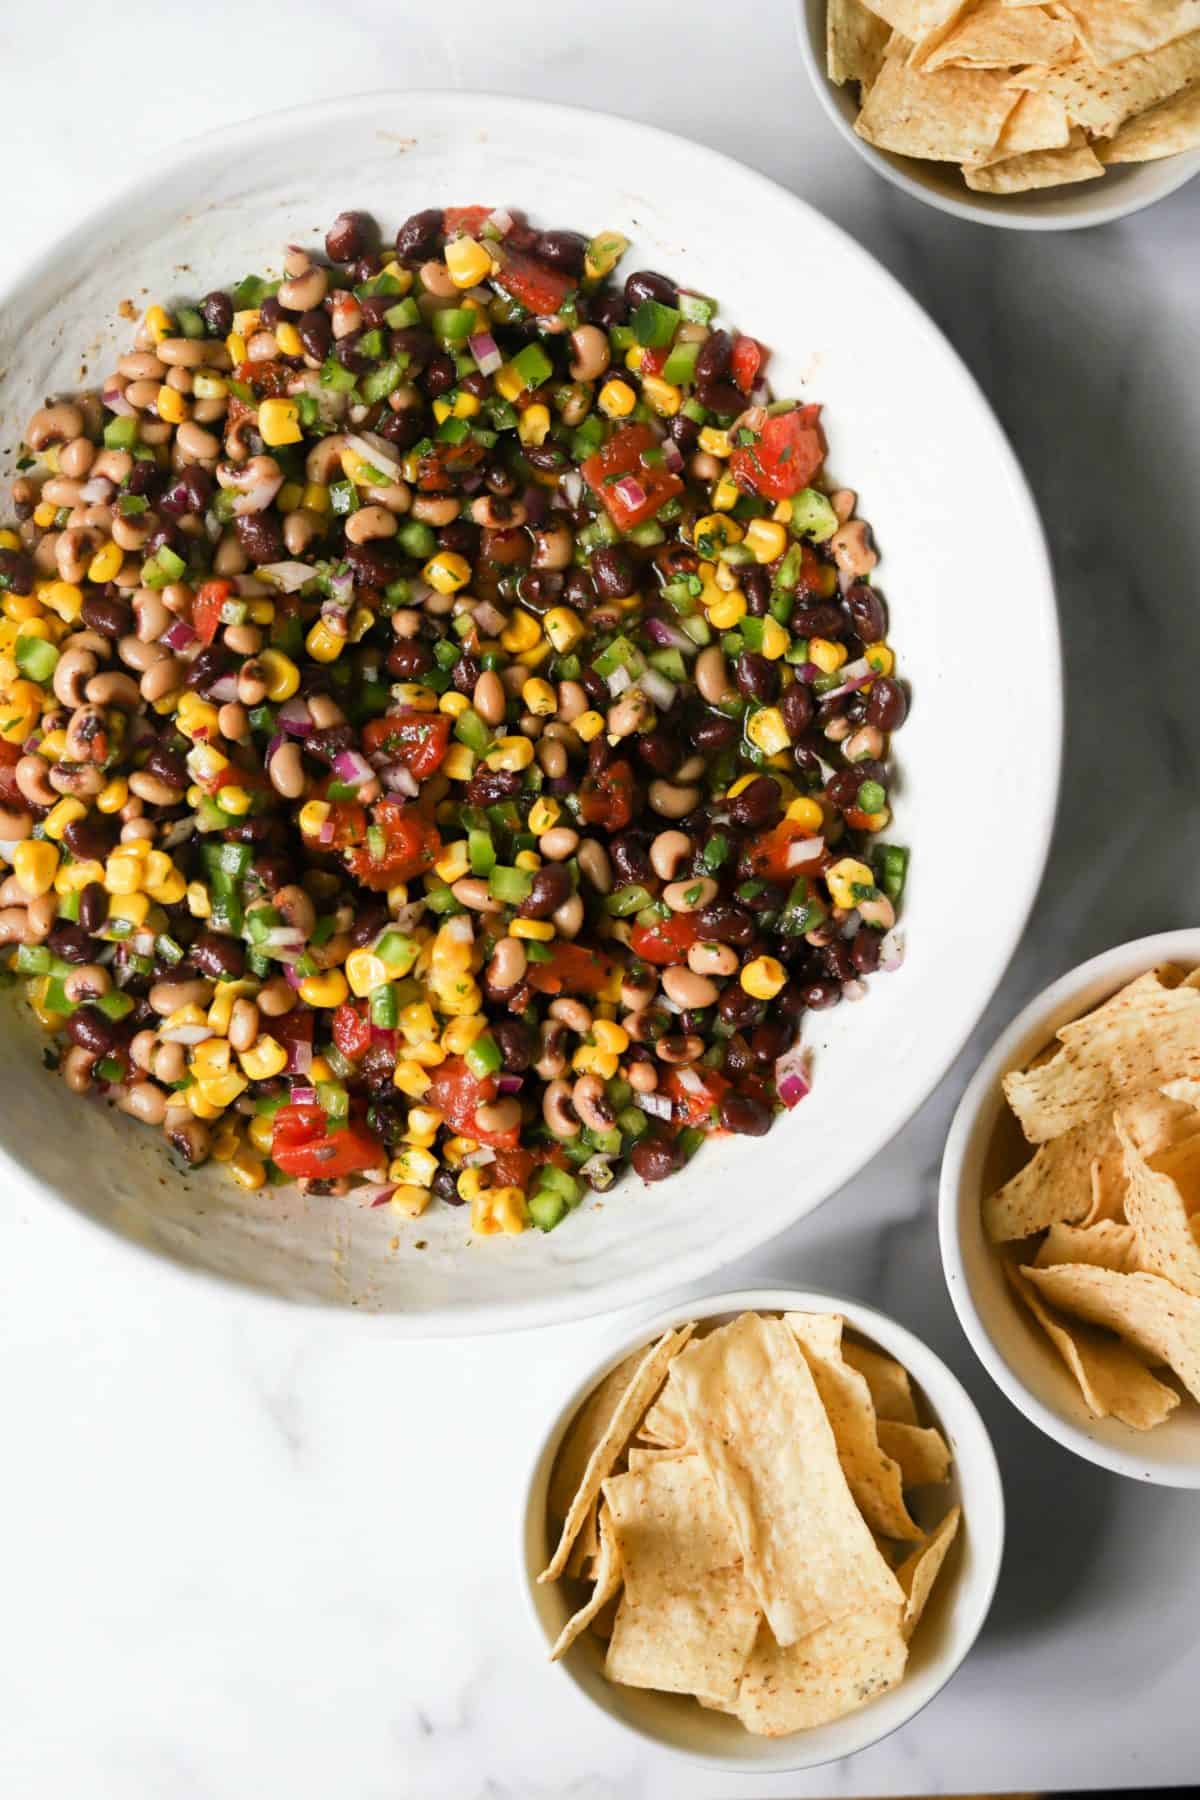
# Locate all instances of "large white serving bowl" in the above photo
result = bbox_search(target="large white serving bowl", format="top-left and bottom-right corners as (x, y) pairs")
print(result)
(0, 91), (1059, 1333)
(940, 929), (1200, 1487)
(795, 0), (1200, 231)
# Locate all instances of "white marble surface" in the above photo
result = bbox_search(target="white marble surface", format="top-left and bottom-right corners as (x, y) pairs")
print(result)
(2, 3), (1199, 1796)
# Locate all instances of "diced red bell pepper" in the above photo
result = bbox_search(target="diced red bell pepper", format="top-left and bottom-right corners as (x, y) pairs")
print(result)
(581, 423), (684, 531)
(428, 1057), (520, 1149)
(578, 758), (634, 832)
(271, 1104), (385, 1179)
(362, 711), (452, 780)
(491, 249), (573, 316)
(235, 359), (292, 397)
(525, 941), (614, 998)
(629, 915), (700, 966)
(491, 1146), (536, 1191)
(443, 205), (492, 239)
(730, 405), (826, 501)
(332, 1001), (372, 1062)
(345, 798), (440, 891)
(664, 1066), (729, 1129)
(743, 818), (825, 883)
(731, 335), (766, 396)
(192, 579), (233, 646)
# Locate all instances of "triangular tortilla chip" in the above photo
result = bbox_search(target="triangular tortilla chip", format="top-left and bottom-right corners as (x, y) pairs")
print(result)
(843, 1340), (919, 1424)
(735, 1608), (908, 1736)
(626, 1445), (693, 1472)
(639, 1380), (687, 1447)
(548, 1504), (624, 1661)
(1025, 1265), (1200, 1401)
(786, 1312), (924, 1541)
(1034, 1219), (1145, 1272)
(1117, 1120), (1200, 1297)
(970, 85), (1074, 160)
(856, 35), (1020, 159)
(1009, 32), (1200, 135)
(1006, 1262), (1180, 1428)
(923, 1), (1076, 70)
(964, 131), (1105, 188)
(860, 0), (971, 43)
(984, 1110), (1122, 1241)
(828, 0), (893, 86)
(603, 1455), (760, 1703)
(896, 1506), (961, 1638)
(548, 1347), (644, 1523)
(1101, 78), (1200, 157)
(877, 1420), (952, 1486)
(1055, 0), (1200, 68)
(540, 1325), (693, 1582)
(670, 1315), (902, 1646)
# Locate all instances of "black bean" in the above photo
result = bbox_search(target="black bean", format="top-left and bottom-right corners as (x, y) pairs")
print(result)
(590, 544), (637, 600)
(350, 904), (389, 948)
(144, 520), (183, 557)
(386, 641), (433, 680)
(692, 711), (738, 755)
(735, 651), (778, 703)
(359, 1042), (397, 1092)
(625, 269), (678, 309)
(342, 538), (399, 588)
(62, 815), (117, 862)
(514, 570), (563, 614)
(0, 547), (35, 597)
(741, 566), (770, 618)
(580, 668), (609, 710)
(258, 296), (284, 331)
(720, 1091), (773, 1136)
(586, 737), (612, 778)
(351, 254), (382, 284)
(358, 293), (394, 331)
(589, 288), (628, 329)
(326, 210), (378, 263)
(77, 882), (108, 935)
(866, 677), (908, 733)
(125, 460), (163, 501)
(433, 1165), (463, 1206)
(610, 833), (653, 885)
(184, 646), (234, 694)
(694, 330), (732, 389)
(631, 1133), (683, 1182)
(750, 1020), (793, 1063)
(523, 443), (567, 475)
(160, 466), (214, 519)
(189, 930), (245, 979)
(493, 1018), (533, 1072)
(700, 904), (757, 949)
(451, 653), (481, 697)
(851, 929), (881, 975)
(80, 591), (132, 639)
(437, 519), (479, 561)
(201, 290), (233, 337)
(377, 408), (424, 453)
(844, 583), (886, 643)
(534, 229), (588, 275)
(825, 768), (863, 813)
(143, 744), (188, 790)
(726, 775), (780, 829)
(519, 864), (572, 919)
(798, 979), (841, 1010)
(395, 208), (445, 261)
(235, 511), (284, 566)
(780, 684), (814, 739)
(667, 412), (700, 455)
(66, 1006), (116, 1056)
(47, 922), (95, 964)
(821, 938), (855, 984)
(420, 353), (457, 399)
(697, 378), (744, 418)
(305, 724), (355, 765)
(334, 330), (374, 375)
(249, 855), (290, 893)
(635, 732), (680, 777)
(791, 603), (844, 637)
(464, 767), (523, 805)
(297, 308), (332, 362)
(387, 325), (435, 374)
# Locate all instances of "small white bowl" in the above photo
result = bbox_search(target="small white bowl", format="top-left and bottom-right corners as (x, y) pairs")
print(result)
(940, 929), (1200, 1488)
(520, 1287), (1004, 1771)
(795, 0), (1200, 230)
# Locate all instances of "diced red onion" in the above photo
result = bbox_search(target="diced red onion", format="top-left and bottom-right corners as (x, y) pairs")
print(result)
(640, 668), (676, 710)
(673, 1066), (705, 1095)
(468, 331), (503, 377)
(160, 1022), (213, 1046)
(380, 761), (419, 798)
(880, 928), (905, 973)
(161, 617), (197, 652)
(0, 839), (22, 864)
(496, 1074), (525, 1096)
(345, 431), (403, 480)
(207, 675), (239, 704)
(320, 597), (351, 631)
(352, 1182), (397, 1209)
(284, 963), (307, 989)
(78, 476), (114, 504)
(407, 579), (433, 608)
(795, 661), (819, 684)
(842, 979), (868, 1003)
(486, 206), (514, 237)
(581, 1153), (615, 1191)
(278, 696), (314, 738)
(160, 817), (195, 850)
(332, 749), (375, 787)
(559, 468), (584, 507)
(318, 820), (336, 846)
(257, 560), (316, 594)
(839, 908), (861, 939)
(472, 599), (507, 637)
(661, 437), (684, 474)
(287, 1038), (313, 1075)
(774, 1044), (811, 1109)
(330, 567), (355, 607)
(785, 835), (826, 870)
(289, 1085), (318, 1107)
(606, 664), (632, 697)
(102, 384), (136, 418)
(462, 1145), (497, 1168)
(635, 1091), (672, 1121)
(821, 658), (874, 704)
(612, 476), (646, 512)
(748, 381), (770, 407)
(387, 900), (428, 934)
(644, 616), (696, 653)
(263, 926), (306, 951)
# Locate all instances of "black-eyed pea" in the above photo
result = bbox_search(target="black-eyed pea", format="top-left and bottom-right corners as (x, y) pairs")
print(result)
(662, 966), (718, 1010)
(556, 679), (588, 722)
(472, 670), (506, 727)
(62, 964), (110, 1005)
(621, 969), (658, 1012)
(26, 402), (84, 450)
(345, 504), (397, 544)
(656, 1034), (705, 1065)
(830, 519), (877, 578)
(649, 830), (692, 882)
(534, 1021), (569, 1080)
(475, 1097), (522, 1138)
(149, 977), (213, 1016)
(0, 906), (30, 946)
(129, 771), (181, 806)
(539, 826), (579, 861)
(218, 702), (250, 741)
(552, 893), (584, 938)
(536, 737), (568, 779)
(228, 999), (260, 1054)
(845, 725), (885, 763)
(120, 1081), (168, 1126)
(687, 940), (739, 978)
(607, 689), (655, 739)
(451, 876), (501, 914)
(139, 656), (184, 705)
(487, 936), (527, 991)
(542, 1078), (580, 1140)
(151, 1041), (187, 1085)
(649, 779), (701, 820)
(26, 892), (57, 939)
(62, 1045), (96, 1093)
(858, 893), (895, 930)
(572, 1074), (614, 1133)
(577, 838), (612, 893)
(663, 874), (718, 912)
(258, 976), (296, 1017)
(164, 1108), (211, 1165)
(675, 754), (705, 783)
(626, 1059), (658, 1095)
(130, 1030), (158, 1073)
(267, 740), (305, 799)
(548, 996), (591, 1034)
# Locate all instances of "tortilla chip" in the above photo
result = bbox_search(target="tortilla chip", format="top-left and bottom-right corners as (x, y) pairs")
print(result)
(877, 1420), (952, 1486)
(548, 1504), (624, 1661)
(626, 1445), (693, 1472)
(548, 1347), (645, 1525)
(603, 1456), (760, 1703)
(786, 1312), (924, 1541)
(1006, 1261), (1179, 1428)
(1034, 1219), (1145, 1272)
(1002, 970), (1200, 1143)
(896, 1506), (961, 1638)
(1160, 1074), (1200, 1109)
(1102, 78), (1200, 157)
(639, 1382), (688, 1448)
(565, 1505), (599, 1579)
(1055, 0), (1200, 68)
(861, 0), (971, 44)
(984, 1109), (1122, 1241)
(855, 36), (1020, 159)
(843, 1340), (920, 1424)
(589, 1591), (620, 1641)
(828, 0), (893, 86)
(735, 1609), (908, 1736)
(923, 1), (1076, 69)
(1025, 1265), (1200, 1402)
(540, 1325), (693, 1582)
(970, 85), (1074, 159)
(964, 130), (1105, 188)
(1010, 32), (1200, 136)
(1117, 1122), (1200, 1297)
(670, 1314), (902, 1646)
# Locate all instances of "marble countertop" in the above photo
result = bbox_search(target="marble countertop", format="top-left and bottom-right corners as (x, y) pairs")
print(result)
(3, 2), (1199, 1795)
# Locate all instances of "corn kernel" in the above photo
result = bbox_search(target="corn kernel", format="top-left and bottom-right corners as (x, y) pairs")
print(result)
(826, 858), (877, 911)
(390, 682), (438, 712)
(239, 1036), (289, 1080)
(298, 969), (349, 1009)
(519, 677), (554, 718)
(393, 1059), (432, 1098)
(773, 499), (793, 524)
(52, 858), (102, 896)
(746, 706), (791, 756)
(345, 949), (387, 998)
(107, 892), (150, 928)
(12, 840), (58, 898)
(444, 236), (494, 288)
(399, 1002), (439, 1045)
(809, 638), (847, 675)
(175, 694), (220, 740)
(86, 540), (124, 584)
(247, 1115), (275, 1156)
(155, 385), (187, 427)
(511, 918), (555, 942)
(573, 709), (606, 743)
(185, 742), (229, 786)
(745, 519), (788, 564)
(542, 607), (585, 654)
(457, 1166), (487, 1205)
(491, 1186), (528, 1235)
(708, 590), (747, 629)
(185, 1085), (224, 1121)
(226, 332), (248, 365)
(517, 403), (551, 447)
(228, 1150), (266, 1191)
(306, 619), (344, 663)
(865, 641), (894, 676)
(434, 840), (471, 883)
(643, 375), (683, 417)
(144, 304), (172, 344)
(190, 1038), (231, 1082)
(186, 880), (211, 918)
(786, 796), (825, 832)
(598, 379), (636, 419)
(500, 609), (542, 655)
(695, 514), (743, 554)
(211, 1125), (240, 1163)
(484, 734), (534, 773)
(443, 743), (476, 781)
(92, 776), (127, 814)
(529, 795), (560, 833)
(273, 321), (304, 358)
(33, 502), (57, 529)
(41, 581), (82, 623)
(494, 363), (526, 403)
(409, 1039), (446, 1069)
(572, 1044), (619, 1079)
(439, 690), (470, 717)
(386, 1145), (439, 1189)
(441, 1014), (486, 1055)
(740, 955), (786, 1000)
(710, 473), (741, 512)
(698, 426), (732, 458)
(0, 529), (20, 552)
(192, 370), (227, 401)
(592, 1019), (630, 1055)
(514, 849), (540, 873)
(760, 616), (790, 660)
(257, 649), (300, 702)
(390, 1184), (431, 1218)
(423, 552), (471, 596)
(43, 798), (85, 841)
(102, 850), (141, 896)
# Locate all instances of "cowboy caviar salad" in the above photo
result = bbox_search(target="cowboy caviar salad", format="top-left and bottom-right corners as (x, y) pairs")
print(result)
(0, 205), (908, 1236)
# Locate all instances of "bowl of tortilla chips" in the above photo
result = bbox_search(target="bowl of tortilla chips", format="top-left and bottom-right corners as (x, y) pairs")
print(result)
(941, 930), (1200, 1486)
(522, 1289), (1003, 1769)
(797, 0), (1200, 227)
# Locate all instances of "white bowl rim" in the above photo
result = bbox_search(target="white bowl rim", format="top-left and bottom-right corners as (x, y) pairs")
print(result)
(518, 1283), (1006, 1770)
(793, 3), (1200, 232)
(939, 927), (1200, 1488)
(0, 87), (1061, 1334)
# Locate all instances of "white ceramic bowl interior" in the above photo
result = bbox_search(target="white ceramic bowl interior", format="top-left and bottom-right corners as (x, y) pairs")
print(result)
(0, 92), (1059, 1331)
(940, 928), (1200, 1487)
(521, 1287), (1004, 1771)
(796, 0), (1200, 230)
